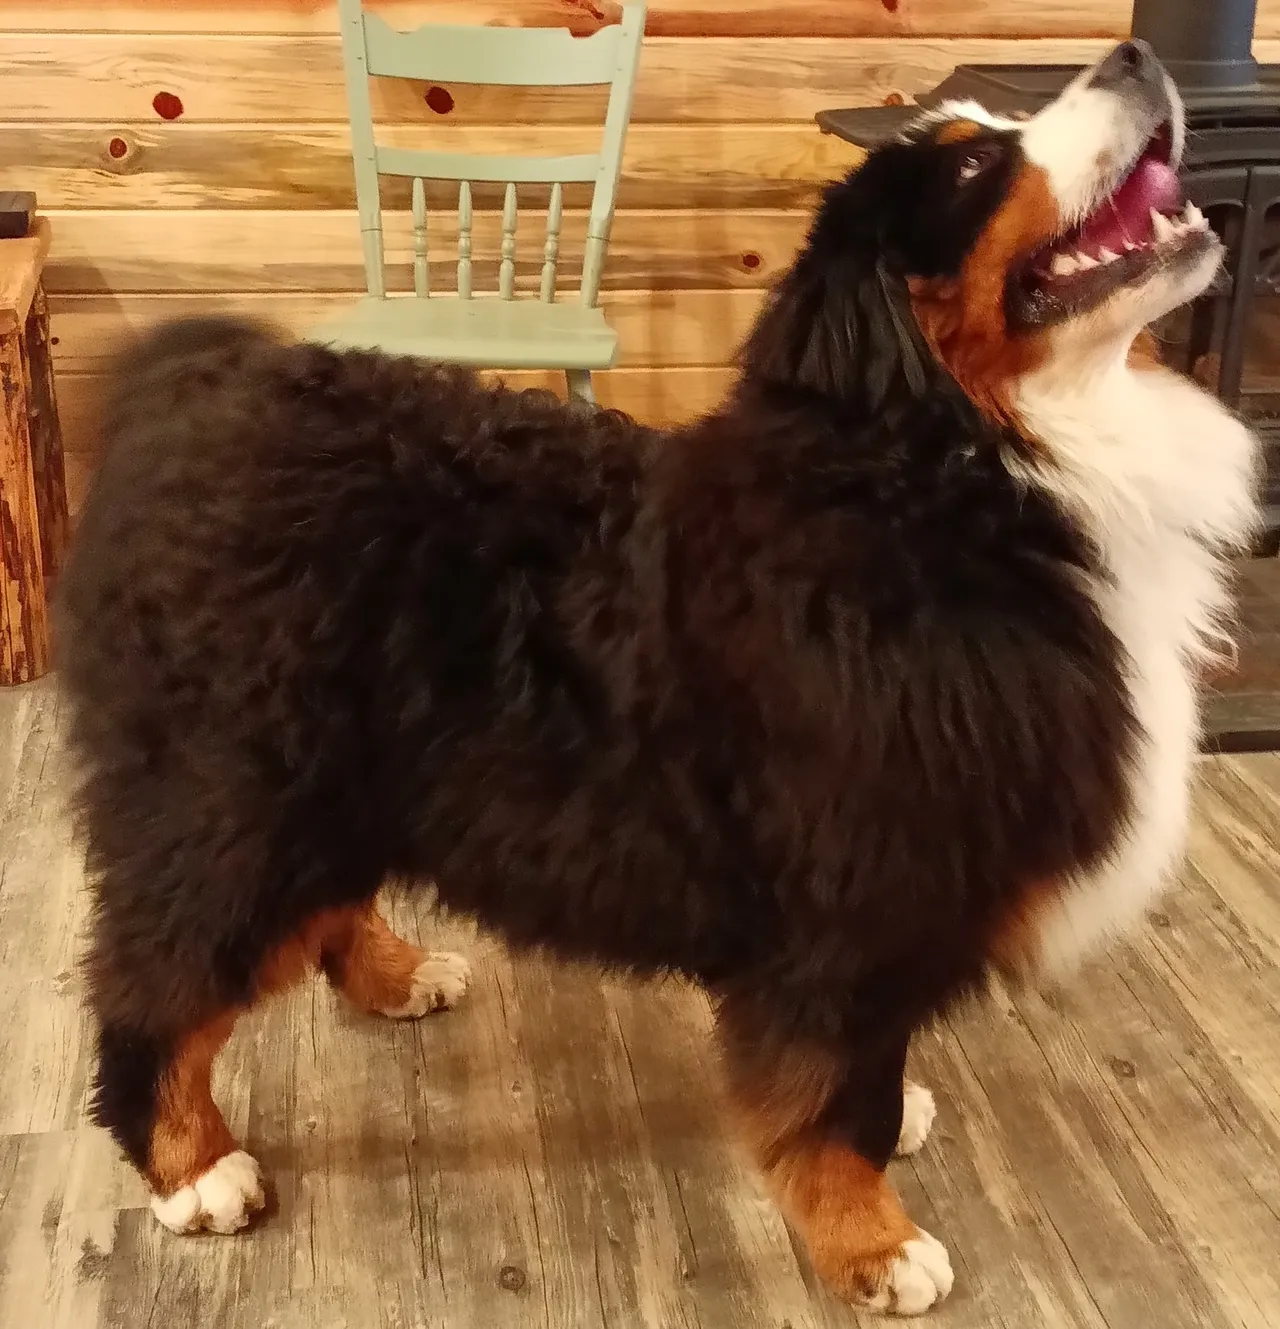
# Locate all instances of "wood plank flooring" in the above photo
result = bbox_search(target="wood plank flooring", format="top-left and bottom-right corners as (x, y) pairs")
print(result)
(1, 676), (1278, 1329)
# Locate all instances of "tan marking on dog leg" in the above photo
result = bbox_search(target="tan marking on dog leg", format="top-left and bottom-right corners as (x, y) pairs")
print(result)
(324, 901), (470, 1019)
(720, 1027), (952, 1314)
(148, 1013), (239, 1197)
(256, 906), (348, 995)
(148, 1013), (265, 1234)
(990, 879), (1062, 978)
(148, 911), (349, 1234)
(771, 1141), (953, 1314)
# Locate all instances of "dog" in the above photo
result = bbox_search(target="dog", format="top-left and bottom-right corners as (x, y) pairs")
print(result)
(57, 41), (1258, 1315)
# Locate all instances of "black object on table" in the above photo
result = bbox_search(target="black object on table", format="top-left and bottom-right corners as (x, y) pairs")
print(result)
(816, 66), (1075, 150)
(0, 192), (36, 240)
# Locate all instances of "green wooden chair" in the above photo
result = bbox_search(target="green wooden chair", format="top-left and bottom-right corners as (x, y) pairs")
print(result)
(314, 0), (647, 404)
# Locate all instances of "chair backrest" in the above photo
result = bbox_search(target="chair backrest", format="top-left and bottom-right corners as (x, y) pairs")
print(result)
(336, 0), (646, 308)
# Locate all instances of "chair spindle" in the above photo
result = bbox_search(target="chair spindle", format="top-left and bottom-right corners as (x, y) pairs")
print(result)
(411, 177), (429, 296)
(541, 182), (563, 303)
(500, 183), (518, 300)
(457, 180), (473, 299)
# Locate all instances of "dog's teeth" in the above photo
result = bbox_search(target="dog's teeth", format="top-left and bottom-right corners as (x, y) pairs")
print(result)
(1098, 247), (1120, 264)
(1124, 239), (1140, 252)
(1076, 251), (1099, 269)
(1184, 201), (1206, 228)
(1050, 252), (1081, 276)
(1151, 209), (1176, 241)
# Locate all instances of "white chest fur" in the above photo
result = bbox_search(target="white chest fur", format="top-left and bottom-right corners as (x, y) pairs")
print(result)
(1011, 359), (1260, 976)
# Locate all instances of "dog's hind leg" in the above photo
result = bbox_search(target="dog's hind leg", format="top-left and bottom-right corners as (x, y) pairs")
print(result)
(319, 898), (470, 1019)
(87, 888), (367, 1235)
(94, 1010), (264, 1235)
(716, 995), (953, 1315)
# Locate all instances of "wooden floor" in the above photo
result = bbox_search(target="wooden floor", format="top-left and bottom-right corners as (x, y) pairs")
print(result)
(2, 679), (1279, 1329)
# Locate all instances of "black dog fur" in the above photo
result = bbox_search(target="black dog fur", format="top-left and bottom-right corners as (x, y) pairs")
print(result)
(58, 147), (1134, 1245)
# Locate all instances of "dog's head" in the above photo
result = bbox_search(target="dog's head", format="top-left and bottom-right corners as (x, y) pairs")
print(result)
(742, 40), (1217, 422)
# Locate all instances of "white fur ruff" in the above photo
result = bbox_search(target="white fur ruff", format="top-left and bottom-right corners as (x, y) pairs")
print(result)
(1013, 354), (1259, 976)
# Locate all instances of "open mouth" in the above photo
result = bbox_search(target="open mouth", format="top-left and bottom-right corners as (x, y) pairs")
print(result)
(1010, 123), (1217, 327)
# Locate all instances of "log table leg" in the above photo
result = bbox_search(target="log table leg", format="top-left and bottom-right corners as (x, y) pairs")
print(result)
(24, 285), (68, 587)
(0, 322), (51, 684)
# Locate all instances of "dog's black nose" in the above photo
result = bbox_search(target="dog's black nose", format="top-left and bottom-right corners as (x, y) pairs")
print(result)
(1089, 39), (1163, 92)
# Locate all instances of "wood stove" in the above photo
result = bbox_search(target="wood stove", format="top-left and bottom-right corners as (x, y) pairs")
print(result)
(819, 0), (1280, 552)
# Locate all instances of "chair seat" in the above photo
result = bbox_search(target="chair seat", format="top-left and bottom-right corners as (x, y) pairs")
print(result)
(311, 295), (619, 371)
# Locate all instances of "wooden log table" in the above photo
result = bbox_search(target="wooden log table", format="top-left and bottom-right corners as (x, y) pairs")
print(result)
(0, 217), (68, 685)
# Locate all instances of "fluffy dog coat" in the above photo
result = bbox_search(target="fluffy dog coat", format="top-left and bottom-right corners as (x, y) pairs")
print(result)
(57, 43), (1259, 1315)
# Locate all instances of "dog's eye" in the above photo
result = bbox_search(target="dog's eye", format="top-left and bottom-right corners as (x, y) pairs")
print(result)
(958, 146), (999, 183)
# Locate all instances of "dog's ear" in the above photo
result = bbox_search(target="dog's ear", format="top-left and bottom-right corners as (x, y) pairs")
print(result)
(739, 176), (931, 413)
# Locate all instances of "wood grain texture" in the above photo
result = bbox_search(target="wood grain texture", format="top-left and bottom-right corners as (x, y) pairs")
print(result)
(0, 218), (52, 336)
(0, 122), (864, 212)
(7, 0), (1280, 37)
(0, 35), (1169, 125)
(0, 332), (51, 685)
(47, 289), (764, 373)
(43, 208), (805, 295)
(23, 287), (69, 588)
(3, 678), (1280, 1327)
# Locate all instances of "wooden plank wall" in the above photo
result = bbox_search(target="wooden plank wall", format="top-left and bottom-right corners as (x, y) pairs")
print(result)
(4, 1), (1280, 511)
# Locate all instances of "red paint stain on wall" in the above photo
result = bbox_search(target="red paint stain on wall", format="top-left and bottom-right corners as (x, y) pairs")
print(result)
(424, 86), (455, 115)
(152, 91), (184, 120)
(882, 0), (900, 10)
(564, 0), (610, 30)
(741, 252), (762, 271)
(108, 137), (129, 159)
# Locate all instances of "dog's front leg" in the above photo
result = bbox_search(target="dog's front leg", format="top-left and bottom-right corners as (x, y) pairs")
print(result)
(716, 996), (952, 1315)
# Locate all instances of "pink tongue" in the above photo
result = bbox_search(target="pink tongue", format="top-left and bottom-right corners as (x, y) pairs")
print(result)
(1075, 157), (1182, 254)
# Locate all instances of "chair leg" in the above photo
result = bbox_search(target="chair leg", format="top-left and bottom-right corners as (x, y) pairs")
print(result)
(565, 369), (596, 405)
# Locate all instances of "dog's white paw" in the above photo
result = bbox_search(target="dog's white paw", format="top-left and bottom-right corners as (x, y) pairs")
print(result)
(865, 1230), (954, 1316)
(150, 1150), (265, 1235)
(381, 952), (471, 1018)
(895, 1081), (937, 1157)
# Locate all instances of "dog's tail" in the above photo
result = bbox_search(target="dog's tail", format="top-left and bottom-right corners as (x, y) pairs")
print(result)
(103, 313), (280, 389)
